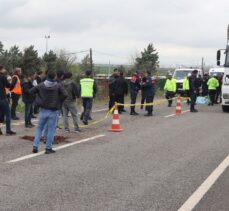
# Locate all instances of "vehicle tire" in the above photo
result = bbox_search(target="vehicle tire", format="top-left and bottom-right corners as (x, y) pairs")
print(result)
(222, 105), (229, 112)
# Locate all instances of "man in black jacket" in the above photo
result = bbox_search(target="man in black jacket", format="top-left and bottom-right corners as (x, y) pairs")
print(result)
(22, 72), (36, 128)
(189, 70), (199, 112)
(62, 71), (80, 132)
(30, 70), (68, 154)
(114, 71), (128, 113)
(108, 68), (119, 110)
(0, 65), (16, 135)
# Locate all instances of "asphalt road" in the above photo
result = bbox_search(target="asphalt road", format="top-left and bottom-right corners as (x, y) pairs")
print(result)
(0, 100), (229, 211)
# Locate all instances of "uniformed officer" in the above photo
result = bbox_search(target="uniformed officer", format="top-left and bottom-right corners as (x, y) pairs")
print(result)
(130, 70), (141, 115)
(189, 70), (199, 112)
(164, 73), (176, 107)
(207, 74), (219, 106)
(183, 73), (191, 105)
(80, 70), (97, 125)
(142, 70), (155, 116)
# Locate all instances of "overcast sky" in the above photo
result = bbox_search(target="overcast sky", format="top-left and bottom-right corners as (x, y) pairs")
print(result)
(0, 0), (228, 67)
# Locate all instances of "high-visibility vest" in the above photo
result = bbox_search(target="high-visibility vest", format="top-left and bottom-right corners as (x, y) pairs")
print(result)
(207, 77), (219, 90)
(80, 78), (94, 97)
(164, 78), (176, 92)
(11, 75), (22, 95)
(183, 77), (190, 91)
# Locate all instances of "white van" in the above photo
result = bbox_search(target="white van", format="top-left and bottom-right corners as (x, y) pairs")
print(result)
(221, 68), (229, 111)
(209, 67), (225, 76)
(172, 68), (203, 94)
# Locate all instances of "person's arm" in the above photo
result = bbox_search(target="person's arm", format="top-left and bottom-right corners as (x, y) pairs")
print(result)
(22, 83), (30, 94)
(29, 85), (39, 95)
(124, 80), (128, 95)
(93, 81), (98, 96)
(73, 82), (80, 98)
(59, 85), (68, 102)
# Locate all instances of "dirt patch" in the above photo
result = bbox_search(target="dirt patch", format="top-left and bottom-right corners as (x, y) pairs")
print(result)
(21, 135), (69, 144)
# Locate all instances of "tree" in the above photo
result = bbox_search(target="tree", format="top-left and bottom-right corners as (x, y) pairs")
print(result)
(80, 54), (93, 73)
(55, 49), (76, 71)
(21, 45), (41, 76)
(135, 43), (159, 74)
(43, 50), (57, 71)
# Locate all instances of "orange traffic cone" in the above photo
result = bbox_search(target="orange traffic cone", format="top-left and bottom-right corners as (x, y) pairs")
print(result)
(176, 96), (182, 114)
(108, 104), (123, 132)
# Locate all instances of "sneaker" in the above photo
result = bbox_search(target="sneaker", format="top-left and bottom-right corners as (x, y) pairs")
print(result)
(45, 148), (56, 154)
(32, 147), (38, 153)
(31, 115), (37, 119)
(130, 112), (139, 116)
(82, 120), (88, 125)
(29, 123), (35, 127)
(6, 130), (16, 135)
(25, 124), (33, 128)
(74, 128), (81, 133)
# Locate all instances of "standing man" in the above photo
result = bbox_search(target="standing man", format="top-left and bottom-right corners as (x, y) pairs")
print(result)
(80, 70), (97, 125)
(141, 73), (147, 110)
(108, 68), (119, 110)
(202, 73), (209, 97)
(189, 70), (199, 112)
(114, 71), (128, 114)
(21, 72), (36, 128)
(164, 73), (176, 107)
(11, 67), (22, 120)
(183, 73), (191, 105)
(207, 74), (219, 106)
(62, 71), (81, 132)
(0, 65), (16, 135)
(31, 70), (68, 154)
(142, 70), (155, 116)
(130, 70), (141, 115)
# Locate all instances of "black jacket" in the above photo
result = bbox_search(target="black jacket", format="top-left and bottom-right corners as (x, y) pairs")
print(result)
(30, 79), (68, 111)
(22, 79), (35, 103)
(62, 79), (79, 102)
(0, 73), (16, 100)
(130, 74), (141, 92)
(114, 76), (128, 96)
(108, 74), (119, 95)
(141, 75), (155, 97)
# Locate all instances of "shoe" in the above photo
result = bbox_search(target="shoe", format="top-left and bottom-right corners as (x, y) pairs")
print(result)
(32, 147), (38, 153)
(74, 128), (81, 133)
(31, 115), (37, 119)
(144, 113), (153, 116)
(29, 123), (35, 127)
(11, 117), (20, 120)
(25, 124), (33, 128)
(190, 109), (198, 113)
(65, 128), (70, 133)
(6, 130), (16, 135)
(45, 148), (56, 154)
(88, 116), (93, 120)
(82, 120), (88, 125)
(168, 104), (172, 107)
(130, 112), (139, 116)
(122, 109), (127, 112)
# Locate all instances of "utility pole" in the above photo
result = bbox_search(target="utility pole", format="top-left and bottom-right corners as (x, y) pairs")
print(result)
(45, 35), (50, 53)
(89, 48), (93, 74)
(201, 57), (204, 73)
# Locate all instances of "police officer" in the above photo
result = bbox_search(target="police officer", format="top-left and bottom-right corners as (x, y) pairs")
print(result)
(164, 73), (176, 107)
(183, 73), (191, 105)
(130, 70), (141, 115)
(80, 70), (97, 125)
(142, 70), (155, 116)
(189, 70), (199, 112)
(207, 74), (219, 106)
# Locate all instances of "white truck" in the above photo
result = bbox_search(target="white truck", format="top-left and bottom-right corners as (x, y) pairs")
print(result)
(172, 68), (203, 95)
(216, 25), (229, 112)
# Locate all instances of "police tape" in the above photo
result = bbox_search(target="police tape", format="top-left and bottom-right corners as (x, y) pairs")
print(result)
(79, 96), (189, 128)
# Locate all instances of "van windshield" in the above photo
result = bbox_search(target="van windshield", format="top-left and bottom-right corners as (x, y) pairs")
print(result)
(173, 71), (193, 80)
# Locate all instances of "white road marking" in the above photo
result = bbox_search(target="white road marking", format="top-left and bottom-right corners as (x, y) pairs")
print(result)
(178, 154), (229, 211)
(164, 110), (189, 118)
(6, 134), (105, 164)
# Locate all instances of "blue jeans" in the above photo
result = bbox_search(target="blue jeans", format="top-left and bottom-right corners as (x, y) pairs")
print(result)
(24, 103), (33, 125)
(33, 108), (58, 149)
(0, 99), (11, 132)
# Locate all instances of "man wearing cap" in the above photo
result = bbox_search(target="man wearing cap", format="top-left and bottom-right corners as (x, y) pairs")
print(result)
(207, 74), (219, 106)
(189, 70), (199, 112)
(164, 73), (176, 107)
(130, 70), (141, 115)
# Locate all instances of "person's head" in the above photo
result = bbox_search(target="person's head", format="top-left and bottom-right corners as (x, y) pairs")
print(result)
(113, 68), (118, 74)
(204, 73), (208, 78)
(119, 70), (124, 77)
(28, 72), (35, 81)
(187, 73), (192, 78)
(0, 65), (6, 74)
(167, 72), (172, 79)
(192, 69), (198, 77)
(14, 67), (22, 76)
(85, 70), (92, 77)
(56, 70), (65, 80)
(64, 71), (73, 79)
(47, 70), (57, 80)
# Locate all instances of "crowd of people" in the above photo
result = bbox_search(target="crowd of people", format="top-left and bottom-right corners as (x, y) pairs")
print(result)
(0, 64), (224, 154)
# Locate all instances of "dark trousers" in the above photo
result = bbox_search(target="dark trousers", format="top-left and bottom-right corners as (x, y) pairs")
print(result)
(209, 90), (216, 105)
(0, 99), (11, 132)
(130, 91), (138, 113)
(115, 94), (124, 112)
(184, 90), (190, 104)
(166, 91), (175, 106)
(146, 95), (154, 114)
(141, 93), (146, 109)
(202, 88), (208, 97)
(11, 93), (20, 118)
(190, 92), (197, 111)
(82, 98), (93, 121)
(24, 103), (33, 125)
(109, 94), (115, 110)
(215, 89), (221, 103)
